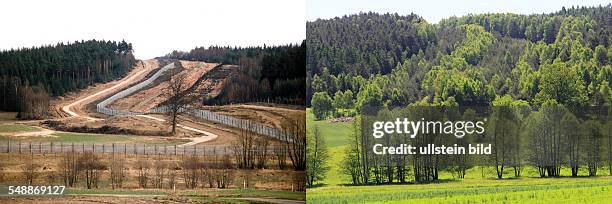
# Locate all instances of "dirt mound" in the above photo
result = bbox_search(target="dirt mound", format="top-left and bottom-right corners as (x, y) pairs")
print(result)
(51, 59), (158, 119)
(329, 117), (353, 123)
(198, 104), (305, 130)
(109, 60), (219, 113)
(191, 64), (236, 99)
(42, 115), (173, 136)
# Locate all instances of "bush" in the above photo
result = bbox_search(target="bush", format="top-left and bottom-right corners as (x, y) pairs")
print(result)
(311, 92), (332, 120)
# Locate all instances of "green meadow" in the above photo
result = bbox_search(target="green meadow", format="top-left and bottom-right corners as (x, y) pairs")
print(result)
(307, 108), (351, 185)
(307, 176), (612, 203)
(0, 124), (38, 133)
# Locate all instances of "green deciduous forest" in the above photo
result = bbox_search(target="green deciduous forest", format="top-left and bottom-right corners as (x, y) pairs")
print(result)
(0, 40), (136, 117)
(166, 41), (306, 105)
(307, 5), (612, 114)
(305, 5), (612, 187)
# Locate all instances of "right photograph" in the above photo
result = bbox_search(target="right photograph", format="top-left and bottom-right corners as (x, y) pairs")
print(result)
(305, 0), (612, 203)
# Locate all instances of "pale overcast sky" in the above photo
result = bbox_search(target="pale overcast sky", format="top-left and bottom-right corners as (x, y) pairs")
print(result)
(307, 0), (610, 23)
(0, 0), (306, 59)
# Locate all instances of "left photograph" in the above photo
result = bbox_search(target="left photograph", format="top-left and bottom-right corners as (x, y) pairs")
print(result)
(0, 0), (306, 203)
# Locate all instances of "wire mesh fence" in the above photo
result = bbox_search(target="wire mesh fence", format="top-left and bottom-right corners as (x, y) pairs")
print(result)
(150, 107), (291, 141)
(94, 62), (291, 141)
(96, 63), (176, 116)
(1, 141), (285, 156)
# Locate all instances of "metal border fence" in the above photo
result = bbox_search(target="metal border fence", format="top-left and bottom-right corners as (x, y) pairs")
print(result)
(94, 62), (291, 141)
(150, 107), (290, 141)
(1, 141), (285, 156)
(96, 63), (176, 116)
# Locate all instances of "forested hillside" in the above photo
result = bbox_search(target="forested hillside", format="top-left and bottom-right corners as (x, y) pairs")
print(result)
(0, 40), (136, 117)
(307, 5), (612, 116)
(166, 42), (306, 105)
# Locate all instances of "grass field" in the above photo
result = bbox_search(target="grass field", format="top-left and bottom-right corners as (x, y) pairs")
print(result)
(306, 109), (612, 203)
(307, 108), (352, 185)
(307, 177), (612, 203)
(0, 132), (190, 144)
(0, 112), (189, 145)
(306, 109), (352, 148)
(0, 112), (17, 121)
(0, 124), (38, 132)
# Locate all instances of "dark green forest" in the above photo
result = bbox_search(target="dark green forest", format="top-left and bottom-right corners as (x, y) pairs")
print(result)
(166, 41), (306, 105)
(307, 5), (612, 119)
(0, 40), (136, 115)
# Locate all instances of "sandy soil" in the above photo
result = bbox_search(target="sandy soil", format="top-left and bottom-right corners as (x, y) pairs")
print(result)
(45, 59), (302, 147)
(191, 64), (235, 99)
(0, 125), (57, 137)
(52, 59), (159, 120)
(110, 60), (218, 113)
(47, 59), (218, 143)
(199, 104), (306, 130)
(135, 114), (218, 146)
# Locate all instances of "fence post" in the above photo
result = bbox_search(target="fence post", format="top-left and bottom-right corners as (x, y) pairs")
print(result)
(6, 140), (9, 153)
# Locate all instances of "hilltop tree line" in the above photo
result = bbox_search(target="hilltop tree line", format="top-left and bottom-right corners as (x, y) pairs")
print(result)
(307, 5), (612, 117)
(0, 40), (136, 118)
(166, 41), (306, 105)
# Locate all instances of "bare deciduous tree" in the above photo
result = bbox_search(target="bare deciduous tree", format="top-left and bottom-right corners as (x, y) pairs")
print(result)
(274, 144), (287, 170)
(181, 155), (199, 189)
(255, 137), (270, 169)
(234, 121), (256, 169)
(21, 155), (39, 185)
(153, 156), (167, 189)
(17, 85), (50, 120)
(59, 152), (79, 187)
(292, 171), (306, 191)
(203, 168), (215, 188)
(163, 66), (196, 135)
(215, 155), (234, 188)
(282, 112), (306, 170)
(136, 159), (150, 188)
(77, 152), (106, 189)
(167, 162), (179, 190)
(110, 155), (126, 189)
